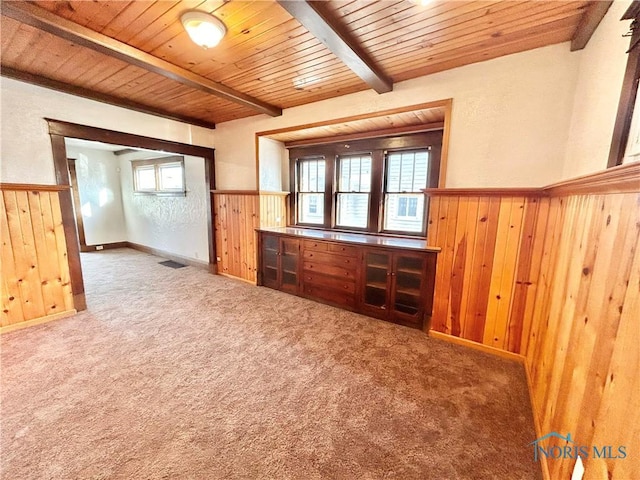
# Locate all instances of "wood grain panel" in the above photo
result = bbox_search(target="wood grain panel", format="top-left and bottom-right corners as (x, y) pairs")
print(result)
(331, 0), (589, 81)
(523, 192), (640, 479)
(213, 191), (287, 283)
(1, 188), (74, 329)
(428, 167), (639, 480)
(0, 14), (259, 125)
(427, 193), (537, 351)
(259, 192), (288, 228)
(4, 0), (603, 124)
(213, 192), (260, 283)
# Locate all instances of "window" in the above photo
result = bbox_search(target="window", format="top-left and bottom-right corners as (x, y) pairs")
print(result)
(397, 197), (418, 217)
(135, 165), (156, 191)
(297, 157), (325, 225)
(158, 163), (183, 190)
(308, 195), (318, 214)
(289, 131), (442, 236)
(336, 154), (371, 229)
(383, 149), (429, 233)
(132, 156), (185, 195)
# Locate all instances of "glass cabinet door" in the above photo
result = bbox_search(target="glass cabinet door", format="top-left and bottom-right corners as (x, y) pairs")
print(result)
(280, 238), (299, 293)
(262, 234), (279, 288)
(362, 250), (391, 313)
(391, 254), (426, 320)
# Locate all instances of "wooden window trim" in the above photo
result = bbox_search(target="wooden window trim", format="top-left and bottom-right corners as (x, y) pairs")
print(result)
(295, 156), (327, 228)
(335, 153), (373, 231)
(381, 148), (434, 237)
(289, 131), (442, 237)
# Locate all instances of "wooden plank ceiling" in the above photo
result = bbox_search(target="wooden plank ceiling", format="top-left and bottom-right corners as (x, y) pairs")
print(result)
(1, 1), (604, 128)
(264, 104), (446, 145)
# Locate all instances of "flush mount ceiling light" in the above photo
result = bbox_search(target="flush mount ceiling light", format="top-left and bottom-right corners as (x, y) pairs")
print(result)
(181, 11), (227, 49)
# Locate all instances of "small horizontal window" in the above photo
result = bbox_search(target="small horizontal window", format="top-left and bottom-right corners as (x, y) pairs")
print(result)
(132, 156), (186, 196)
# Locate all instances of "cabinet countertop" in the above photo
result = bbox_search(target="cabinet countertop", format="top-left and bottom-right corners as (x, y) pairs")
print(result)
(258, 227), (441, 253)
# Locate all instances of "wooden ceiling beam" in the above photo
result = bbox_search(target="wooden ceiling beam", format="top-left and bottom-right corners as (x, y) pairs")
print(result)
(1, 1), (282, 117)
(1, 66), (217, 130)
(277, 0), (393, 94)
(570, 1), (613, 51)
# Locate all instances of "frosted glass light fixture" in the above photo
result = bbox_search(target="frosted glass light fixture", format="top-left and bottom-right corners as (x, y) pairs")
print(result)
(181, 11), (226, 49)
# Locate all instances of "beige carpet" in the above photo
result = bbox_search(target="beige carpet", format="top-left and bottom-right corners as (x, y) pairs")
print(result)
(1, 248), (541, 479)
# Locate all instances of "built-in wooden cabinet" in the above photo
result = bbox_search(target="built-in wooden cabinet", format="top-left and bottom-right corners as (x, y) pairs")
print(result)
(302, 239), (359, 309)
(260, 235), (300, 294)
(361, 249), (436, 328)
(258, 228), (439, 330)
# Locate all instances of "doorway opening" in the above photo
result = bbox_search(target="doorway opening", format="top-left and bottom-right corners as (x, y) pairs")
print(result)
(46, 119), (216, 311)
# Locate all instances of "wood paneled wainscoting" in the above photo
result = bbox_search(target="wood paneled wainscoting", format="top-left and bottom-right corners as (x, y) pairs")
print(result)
(425, 162), (640, 480)
(525, 188), (639, 479)
(425, 190), (543, 352)
(212, 191), (288, 283)
(0, 184), (76, 333)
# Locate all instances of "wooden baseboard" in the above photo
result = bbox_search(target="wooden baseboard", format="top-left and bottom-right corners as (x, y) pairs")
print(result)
(524, 359), (550, 480)
(428, 330), (525, 363)
(81, 241), (128, 252)
(218, 272), (257, 285)
(126, 242), (210, 270)
(0, 309), (77, 334)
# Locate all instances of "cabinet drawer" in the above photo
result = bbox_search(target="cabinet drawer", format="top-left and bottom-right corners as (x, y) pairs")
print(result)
(303, 284), (356, 308)
(303, 271), (355, 293)
(303, 261), (356, 278)
(303, 250), (357, 267)
(328, 243), (358, 257)
(303, 240), (328, 251)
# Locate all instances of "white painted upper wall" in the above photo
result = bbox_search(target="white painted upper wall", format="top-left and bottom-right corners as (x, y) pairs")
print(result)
(258, 137), (288, 191)
(65, 144), (127, 245)
(0, 78), (215, 185)
(119, 152), (210, 263)
(563, 1), (631, 178)
(0, 2), (631, 190)
(218, 42), (580, 189)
